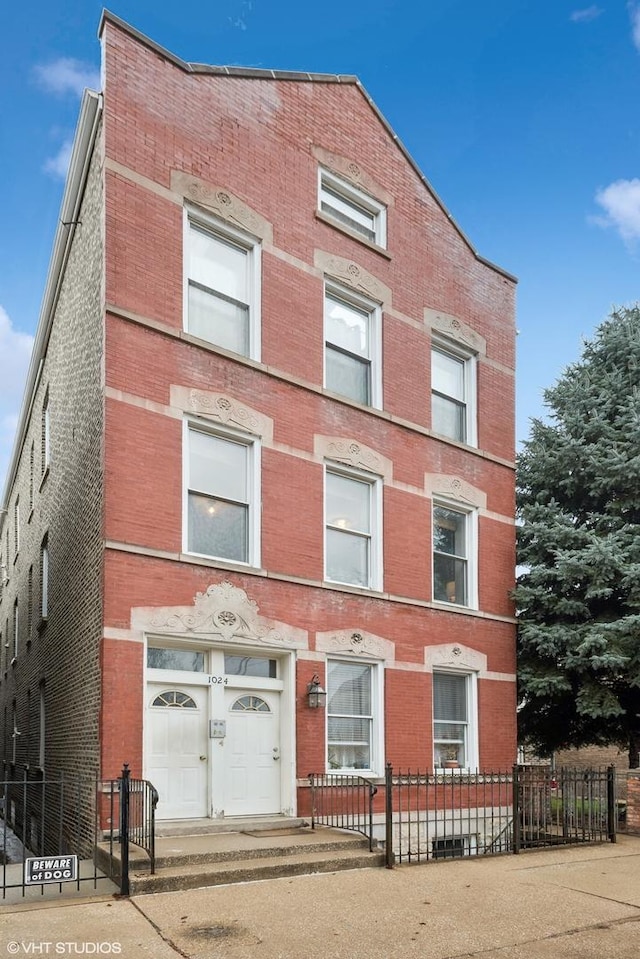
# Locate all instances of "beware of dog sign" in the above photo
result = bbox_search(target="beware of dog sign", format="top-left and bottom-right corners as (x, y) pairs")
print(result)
(25, 855), (79, 884)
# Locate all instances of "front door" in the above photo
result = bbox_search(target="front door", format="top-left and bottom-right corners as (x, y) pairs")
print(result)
(145, 683), (208, 820)
(223, 688), (281, 816)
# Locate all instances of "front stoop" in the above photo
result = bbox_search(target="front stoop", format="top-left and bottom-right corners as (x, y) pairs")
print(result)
(96, 824), (385, 893)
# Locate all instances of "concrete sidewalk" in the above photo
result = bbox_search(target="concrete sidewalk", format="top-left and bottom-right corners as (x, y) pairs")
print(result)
(1, 835), (640, 958)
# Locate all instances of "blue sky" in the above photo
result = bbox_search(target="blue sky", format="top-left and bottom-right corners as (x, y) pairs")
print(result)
(1, 1), (639, 491)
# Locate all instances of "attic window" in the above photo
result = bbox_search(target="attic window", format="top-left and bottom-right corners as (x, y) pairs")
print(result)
(319, 170), (386, 248)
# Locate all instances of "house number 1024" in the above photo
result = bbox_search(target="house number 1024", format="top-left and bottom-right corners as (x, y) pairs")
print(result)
(208, 676), (228, 685)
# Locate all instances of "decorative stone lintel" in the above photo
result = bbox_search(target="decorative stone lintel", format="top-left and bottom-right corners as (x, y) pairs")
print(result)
(172, 172), (273, 244)
(171, 386), (274, 441)
(312, 146), (393, 206)
(315, 436), (392, 480)
(132, 581), (308, 650)
(425, 474), (487, 509)
(424, 643), (487, 674)
(426, 309), (486, 356)
(315, 251), (391, 309)
(316, 629), (395, 662)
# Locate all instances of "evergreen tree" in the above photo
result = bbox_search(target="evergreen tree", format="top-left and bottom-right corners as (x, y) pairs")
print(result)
(516, 306), (640, 767)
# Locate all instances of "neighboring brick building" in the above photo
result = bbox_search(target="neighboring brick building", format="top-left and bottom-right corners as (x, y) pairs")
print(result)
(0, 12), (517, 828)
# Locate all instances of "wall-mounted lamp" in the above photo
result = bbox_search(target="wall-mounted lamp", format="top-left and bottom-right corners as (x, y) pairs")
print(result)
(307, 674), (327, 709)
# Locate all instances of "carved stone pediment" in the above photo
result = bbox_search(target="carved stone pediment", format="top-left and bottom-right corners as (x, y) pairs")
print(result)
(425, 474), (487, 509)
(314, 252), (391, 308)
(315, 436), (392, 480)
(426, 309), (486, 355)
(172, 172), (273, 243)
(424, 643), (487, 674)
(132, 582), (308, 649)
(170, 387), (274, 441)
(316, 629), (395, 662)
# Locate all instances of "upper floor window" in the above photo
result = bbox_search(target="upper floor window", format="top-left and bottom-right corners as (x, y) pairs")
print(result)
(433, 504), (476, 608)
(325, 467), (381, 590)
(431, 343), (476, 446)
(185, 211), (261, 359)
(185, 425), (259, 566)
(41, 537), (49, 621)
(324, 286), (380, 408)
(41, 389), (50, 476)
(13, 499), (19, 558)
(319, 169), (386, 248)
(12, 599), (18, 661)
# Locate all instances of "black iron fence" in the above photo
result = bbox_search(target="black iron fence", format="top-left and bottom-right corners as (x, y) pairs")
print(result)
(308, 765), (617, 867)
(0, 764), (157, 898)
(309, 772), (378, 851)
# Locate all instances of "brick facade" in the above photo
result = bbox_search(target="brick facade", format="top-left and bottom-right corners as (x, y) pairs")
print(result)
(0, 13), (517, 836)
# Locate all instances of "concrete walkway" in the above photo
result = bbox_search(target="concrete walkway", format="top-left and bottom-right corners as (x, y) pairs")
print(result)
(1, 835), (640, 958)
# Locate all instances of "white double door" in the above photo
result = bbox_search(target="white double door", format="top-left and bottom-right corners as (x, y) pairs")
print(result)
(146, 680), (282, 820)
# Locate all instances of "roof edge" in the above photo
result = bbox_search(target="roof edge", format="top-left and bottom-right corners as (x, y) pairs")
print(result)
(99, 10), (358, 83)
(1, 90), (103, 517)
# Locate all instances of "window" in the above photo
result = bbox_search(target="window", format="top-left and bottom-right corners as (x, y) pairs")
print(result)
(14, 498), (19, 557)
(147, 647), (205, 671)
(431, 344), (476, 446)
(327, 660), (380, 772)
(432, 836), (471, 860)
(433, 671), (477, 770)
(433, 504), (476, 607)
(225, 655), (277, 678)
(185, 211), (260, 358)
(12, 599), (18, 661)
(11, 701), (18, 764)
(29, 442), (35, 512)
(325, 468), (381, 589)
(319, 169), (386, 248)
(324, 286), (380, 407)
(41, 538), (49, 620)
(41, 390), (50, 476)
(27, 566), (33, 640)
(39, 682), (45, 767)
(186, 425), (259, 565)
(152, 691), (198, 708)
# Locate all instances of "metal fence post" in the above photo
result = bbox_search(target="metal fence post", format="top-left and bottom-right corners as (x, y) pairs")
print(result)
(607, 765), (617, 843)
(119, 764), (130, 896)
(385, 762), (394, 868)
(512, 764), (521, 854)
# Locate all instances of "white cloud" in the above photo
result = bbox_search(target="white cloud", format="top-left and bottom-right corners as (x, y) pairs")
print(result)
(0, 306), (34, 494)
(33, 57), (100, 97)
(630, 3), (640, 50)
(594, 178), (640, 242)
(570, 5), (603, 22)
(44, 139), (73, 180)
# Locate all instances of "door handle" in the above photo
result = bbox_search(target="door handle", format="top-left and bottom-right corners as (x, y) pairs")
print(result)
(199, 755), (207, 761)
(273, 747), (280, 761)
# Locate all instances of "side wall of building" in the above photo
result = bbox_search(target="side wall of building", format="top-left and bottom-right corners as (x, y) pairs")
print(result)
(0, 126), (105, 801)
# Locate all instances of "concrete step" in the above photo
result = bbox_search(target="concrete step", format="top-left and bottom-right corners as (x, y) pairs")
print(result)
(129, 846), (386, 894)
(155, 816), (309, 838)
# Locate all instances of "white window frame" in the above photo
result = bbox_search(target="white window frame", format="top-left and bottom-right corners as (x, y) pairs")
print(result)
(183, 207), (261, 361)
(432, 500), (478, 610)
(42, 390), (51, 476)
(326, 658), (384, 776)
(318, 168), (387, 248)
(324, 282), (382, 409)
(12, 599), (18, 661)
(431, 339), (477, 447)
(183, 421), (260, 568)
(432, 669), (479, 772)
(41, 538), (49, 620)
(14, 498), (19, 558)
(324, 465), (383, 591)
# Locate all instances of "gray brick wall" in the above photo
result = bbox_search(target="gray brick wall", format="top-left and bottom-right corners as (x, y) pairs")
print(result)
(0, 122), (104, 851)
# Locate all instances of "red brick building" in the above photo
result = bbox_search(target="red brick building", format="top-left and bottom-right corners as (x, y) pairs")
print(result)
(0, 12), (517, 828)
